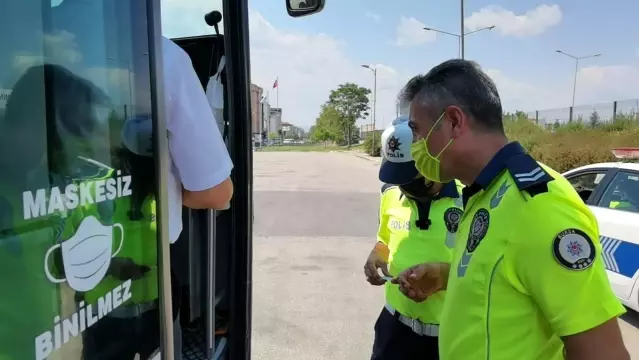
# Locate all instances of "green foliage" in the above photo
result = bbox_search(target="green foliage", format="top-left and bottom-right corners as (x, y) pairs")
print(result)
(556, 121), (586, 133)
(309, 104), (342, 144)
(503, 115), (546, 155)
(289, 132), (301, 140)
(309, 83), (371, 148)
(598, 113), (638, 132)
(327, 83), (371, 148)
(502, 110), (530, 123)
(589, 110), (600, 128)
(268, 132), (279, 140)
(362, 130), (383, 157)
(349, 125), (361, 144)
(261, 144), (341, 152)
(505, 112), (639, 173)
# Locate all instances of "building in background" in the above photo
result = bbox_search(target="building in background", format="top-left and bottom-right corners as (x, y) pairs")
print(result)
(261, 98), (270, 138)
(250, 84), (263, 136)
(269, 108), (282, 134)
(281, 122), (305, 139)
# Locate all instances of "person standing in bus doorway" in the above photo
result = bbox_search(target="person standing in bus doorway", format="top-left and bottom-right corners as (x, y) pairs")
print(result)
(161, 36), (235, 354)
(162, 36), (234, 218)
(364, 117), (463, 360)
(81, 115), (184, 360)
(394, 59), (629, 360)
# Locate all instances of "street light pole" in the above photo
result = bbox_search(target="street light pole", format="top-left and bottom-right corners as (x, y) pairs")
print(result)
(361, 64), (377, 149)
(572, 58), (579, 108)
(555, 50), (602, 108)
(460, 0), (465, 59)
(423, 25), (494, 59)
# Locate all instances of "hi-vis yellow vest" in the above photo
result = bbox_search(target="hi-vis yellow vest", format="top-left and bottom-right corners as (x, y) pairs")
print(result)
(377, 181), (464, 325)
(439, 142), (625, 360)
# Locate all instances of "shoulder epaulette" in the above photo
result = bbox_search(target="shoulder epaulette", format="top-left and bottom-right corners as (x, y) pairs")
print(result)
(381, 183), (396, 194)
(505, 154), (554, 197)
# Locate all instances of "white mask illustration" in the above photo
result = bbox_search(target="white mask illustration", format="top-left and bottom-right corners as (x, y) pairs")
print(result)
(44, 215), (124, 292)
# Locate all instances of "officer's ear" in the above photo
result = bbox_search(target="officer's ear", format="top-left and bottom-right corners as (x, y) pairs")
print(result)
(444, 105), (467, 139)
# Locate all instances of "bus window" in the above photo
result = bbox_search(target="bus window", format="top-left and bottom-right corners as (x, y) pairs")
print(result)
(0, 0), (165, 359)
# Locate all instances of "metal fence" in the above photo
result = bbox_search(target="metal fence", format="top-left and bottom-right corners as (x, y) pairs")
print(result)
(522, 99), (639, 128)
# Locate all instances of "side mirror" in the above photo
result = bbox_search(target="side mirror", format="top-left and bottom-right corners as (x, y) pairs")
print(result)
(286, 0), (325, 17)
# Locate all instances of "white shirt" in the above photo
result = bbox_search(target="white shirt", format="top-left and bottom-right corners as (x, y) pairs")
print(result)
(162, 37), (233, 243)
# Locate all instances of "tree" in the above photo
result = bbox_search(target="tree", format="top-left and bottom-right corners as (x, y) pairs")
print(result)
(349, 125), (360, 144)
(363, 130), (383, 156)
(514, 110), (527, 119)
(268, 132), (279, 141)
(589, 110), (600, 128)
(310, 104), (341, 145)
(327, 83), (371, 148)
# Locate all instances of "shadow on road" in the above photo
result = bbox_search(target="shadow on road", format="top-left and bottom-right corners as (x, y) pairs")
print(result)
(621, 308), (639, 328)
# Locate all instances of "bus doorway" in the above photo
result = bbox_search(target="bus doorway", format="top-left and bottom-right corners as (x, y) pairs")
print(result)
(0, 0), (324, 359)
(164, 1), (326, 359)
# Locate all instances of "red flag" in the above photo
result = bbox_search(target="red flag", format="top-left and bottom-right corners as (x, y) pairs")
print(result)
(272, 79), (278, 89)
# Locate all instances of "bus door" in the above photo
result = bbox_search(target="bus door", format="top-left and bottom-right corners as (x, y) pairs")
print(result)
(163, 1), (326, 359)
(169, 26), (232, 358)
(0, 0), (174, 359)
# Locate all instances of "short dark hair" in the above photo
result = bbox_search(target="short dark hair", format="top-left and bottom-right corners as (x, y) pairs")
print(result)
(399, 59), (504, 133)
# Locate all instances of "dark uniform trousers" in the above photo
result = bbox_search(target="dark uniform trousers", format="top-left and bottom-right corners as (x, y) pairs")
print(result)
(371, 308), (439, 360)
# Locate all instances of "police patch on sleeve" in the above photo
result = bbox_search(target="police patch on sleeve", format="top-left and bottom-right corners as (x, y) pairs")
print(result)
(444, 207), (463, 233)
(552, 228), (595, 270)
(467, 208), (489, 253)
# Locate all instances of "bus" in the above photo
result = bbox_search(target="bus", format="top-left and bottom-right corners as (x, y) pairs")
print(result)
(0, 1), (324, 359)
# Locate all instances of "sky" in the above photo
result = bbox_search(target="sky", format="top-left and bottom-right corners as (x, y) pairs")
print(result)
(162, 0), (639, 130)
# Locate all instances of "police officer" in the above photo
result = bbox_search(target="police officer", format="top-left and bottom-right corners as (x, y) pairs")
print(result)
(393, 59), (629, 360)
(364, 117), (463, 360)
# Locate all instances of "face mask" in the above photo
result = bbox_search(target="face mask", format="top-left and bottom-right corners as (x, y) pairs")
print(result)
(410, 112), (453, 182)
(399, 177), (434, 199)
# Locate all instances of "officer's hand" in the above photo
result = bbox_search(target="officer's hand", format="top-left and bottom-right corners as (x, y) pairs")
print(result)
(109, 257), (151, 281)
(364, 250), (390, 286)
(392, 262), (449, 302)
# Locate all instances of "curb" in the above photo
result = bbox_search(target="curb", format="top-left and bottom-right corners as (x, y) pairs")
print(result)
(346, 151), (380, 162)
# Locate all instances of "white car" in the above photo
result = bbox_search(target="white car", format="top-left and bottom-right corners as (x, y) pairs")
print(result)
(562, 148), (639, 312)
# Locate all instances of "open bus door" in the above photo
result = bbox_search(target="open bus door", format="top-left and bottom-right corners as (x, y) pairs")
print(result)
(0, 0), (322, 359)
(166, 1), (326, 359)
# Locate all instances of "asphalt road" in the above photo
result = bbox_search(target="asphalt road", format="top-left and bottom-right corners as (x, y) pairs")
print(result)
(251, 151), (639, 359)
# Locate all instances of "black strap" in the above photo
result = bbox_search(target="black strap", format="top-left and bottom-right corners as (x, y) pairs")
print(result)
(221, 69), (229, 143)
(462, 183), (482, 208)
(414, 198), (433, 230)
